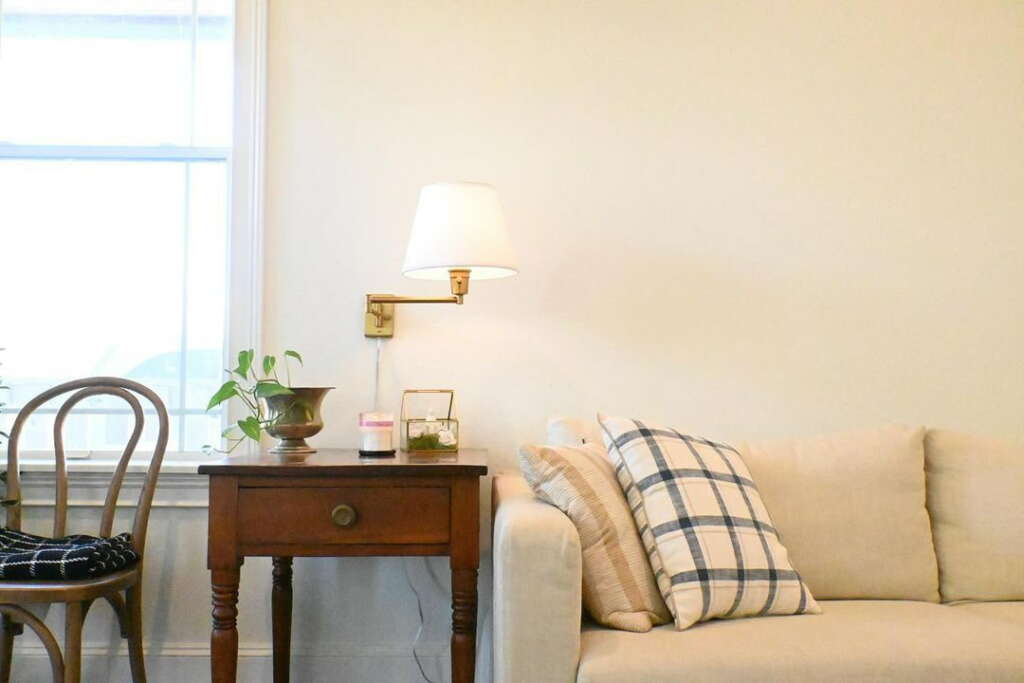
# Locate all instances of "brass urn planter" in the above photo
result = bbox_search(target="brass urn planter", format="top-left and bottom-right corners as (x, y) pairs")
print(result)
(265, 387), (333, 455)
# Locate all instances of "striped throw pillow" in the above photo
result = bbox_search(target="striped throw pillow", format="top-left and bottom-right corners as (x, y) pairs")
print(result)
(519, 443), (671, 632)
(599, 414), (821, 630)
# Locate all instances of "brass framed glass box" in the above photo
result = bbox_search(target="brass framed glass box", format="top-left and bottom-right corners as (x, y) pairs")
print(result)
(400, 389), (459, 455)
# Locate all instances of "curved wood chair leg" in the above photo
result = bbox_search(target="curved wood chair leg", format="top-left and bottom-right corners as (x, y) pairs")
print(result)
(125, 586), (147, 683)
(0, 615), (16, 683)
(104, 594), (129, 639)
(0, 605), (64, 683)
(64, 602), (84, 683)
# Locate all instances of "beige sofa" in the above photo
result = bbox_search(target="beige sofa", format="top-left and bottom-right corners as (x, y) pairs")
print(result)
(492, 423), (1024, 682)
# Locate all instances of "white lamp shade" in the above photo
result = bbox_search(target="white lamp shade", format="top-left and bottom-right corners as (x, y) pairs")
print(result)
(402, 182), (518, 280)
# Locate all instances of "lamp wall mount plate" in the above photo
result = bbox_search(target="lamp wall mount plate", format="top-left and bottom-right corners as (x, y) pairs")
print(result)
(364, 294), (396, 337)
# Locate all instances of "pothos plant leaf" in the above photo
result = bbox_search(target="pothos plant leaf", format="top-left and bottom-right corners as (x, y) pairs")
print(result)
(207, 380), (239, 410)
(237, 416), (262, 441)
(254, 380), (293, 399)
(234, 349), (255, 379)
(205, 348), (307, 453)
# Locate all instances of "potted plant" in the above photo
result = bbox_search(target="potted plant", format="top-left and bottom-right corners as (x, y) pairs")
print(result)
(205, 349), (332, 456)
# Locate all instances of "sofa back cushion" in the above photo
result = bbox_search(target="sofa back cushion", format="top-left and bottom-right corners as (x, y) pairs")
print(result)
(519, 443), (671, 632)
(925, 429), (1024, 601)
(740, 425), (939, 601)
(549, 418), (941, 601)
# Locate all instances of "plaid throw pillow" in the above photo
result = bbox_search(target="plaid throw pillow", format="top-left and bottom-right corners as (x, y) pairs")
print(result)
(0, 528), (140, 581)
(599, 414), (820, 629)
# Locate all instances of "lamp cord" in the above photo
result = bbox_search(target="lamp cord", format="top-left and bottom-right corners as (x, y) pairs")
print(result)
(377, 337), (437, 682)
(376, 342), (434, 680)
(373, 337), (382, 411)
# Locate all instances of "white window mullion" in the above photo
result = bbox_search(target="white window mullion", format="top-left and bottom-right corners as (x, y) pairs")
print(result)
(177, 162), (194, 454)
(179, 0), (201, 453)
(188, 0), (200, 147)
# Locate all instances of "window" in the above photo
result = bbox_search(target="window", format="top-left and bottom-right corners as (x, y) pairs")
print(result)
(0, 0), (237, 455)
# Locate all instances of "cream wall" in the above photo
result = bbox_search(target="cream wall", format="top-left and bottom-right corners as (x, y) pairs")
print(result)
(266, 0), (1024, 457)
(264, 0), (1024, 681)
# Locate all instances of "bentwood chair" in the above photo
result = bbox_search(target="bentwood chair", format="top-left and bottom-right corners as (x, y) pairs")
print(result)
(0, 378), (168, 683)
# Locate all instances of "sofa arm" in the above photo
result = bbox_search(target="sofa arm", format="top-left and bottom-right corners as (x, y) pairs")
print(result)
(492, 474), (582, 683)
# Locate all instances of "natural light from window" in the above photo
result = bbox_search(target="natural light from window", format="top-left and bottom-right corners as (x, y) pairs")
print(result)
(0, 0), (234, 454)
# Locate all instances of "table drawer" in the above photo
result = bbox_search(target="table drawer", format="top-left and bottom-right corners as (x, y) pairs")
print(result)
(237, 486), (450, 546)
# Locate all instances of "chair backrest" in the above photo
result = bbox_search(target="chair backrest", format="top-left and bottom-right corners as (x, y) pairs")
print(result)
(4, 377), (169, 559)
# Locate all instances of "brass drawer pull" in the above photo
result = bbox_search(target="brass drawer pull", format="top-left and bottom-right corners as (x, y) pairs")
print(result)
(330, 504), (358, 528)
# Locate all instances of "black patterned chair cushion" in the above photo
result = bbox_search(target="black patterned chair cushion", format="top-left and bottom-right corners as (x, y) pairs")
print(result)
(0, 528), (139, 581)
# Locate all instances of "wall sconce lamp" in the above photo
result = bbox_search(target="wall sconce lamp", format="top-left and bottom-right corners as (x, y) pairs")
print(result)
(365, 182), (518, 338)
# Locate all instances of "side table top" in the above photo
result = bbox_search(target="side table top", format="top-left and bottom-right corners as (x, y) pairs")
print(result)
(198, 448), (488, 477)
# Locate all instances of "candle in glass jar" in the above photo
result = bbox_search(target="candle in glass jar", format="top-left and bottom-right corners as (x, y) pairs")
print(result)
(359, 412), (394, 452)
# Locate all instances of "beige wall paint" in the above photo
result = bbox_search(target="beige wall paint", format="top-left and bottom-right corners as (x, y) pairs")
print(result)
(258, 2), (1022, 679)
(265, 0), (1024, 465)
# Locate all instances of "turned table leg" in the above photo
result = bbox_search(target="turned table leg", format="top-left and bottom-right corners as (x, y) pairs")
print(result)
(450, 477), (481, 683)
(211, 568), (240, 682)
(207, 475), (241, 683)
(272, 557), (293, 683)
(450, 568), (478, 683)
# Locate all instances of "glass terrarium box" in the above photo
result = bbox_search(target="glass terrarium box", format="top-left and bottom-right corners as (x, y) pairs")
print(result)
(400, 389), (459, 455)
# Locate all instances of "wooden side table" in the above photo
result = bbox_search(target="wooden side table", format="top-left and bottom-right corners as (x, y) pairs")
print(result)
(199, 449), (488, 683)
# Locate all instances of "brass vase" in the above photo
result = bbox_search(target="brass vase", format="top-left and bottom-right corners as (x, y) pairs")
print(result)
(265, 387), (333, 455)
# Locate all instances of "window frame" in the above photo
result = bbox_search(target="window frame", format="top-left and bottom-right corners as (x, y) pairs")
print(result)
(0, 0), (267, 463)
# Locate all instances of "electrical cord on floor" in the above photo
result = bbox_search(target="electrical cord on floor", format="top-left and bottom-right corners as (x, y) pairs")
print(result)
(405, 557), (440, 683)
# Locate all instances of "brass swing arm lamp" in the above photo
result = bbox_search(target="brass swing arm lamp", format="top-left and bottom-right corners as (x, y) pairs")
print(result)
(365, 269), (469, 334)
(364, 182), (517, 339)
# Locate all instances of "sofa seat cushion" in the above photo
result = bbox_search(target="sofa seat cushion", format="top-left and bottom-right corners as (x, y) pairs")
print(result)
(577, 600), (1024, 683)
(953, 601), (1024, 628)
